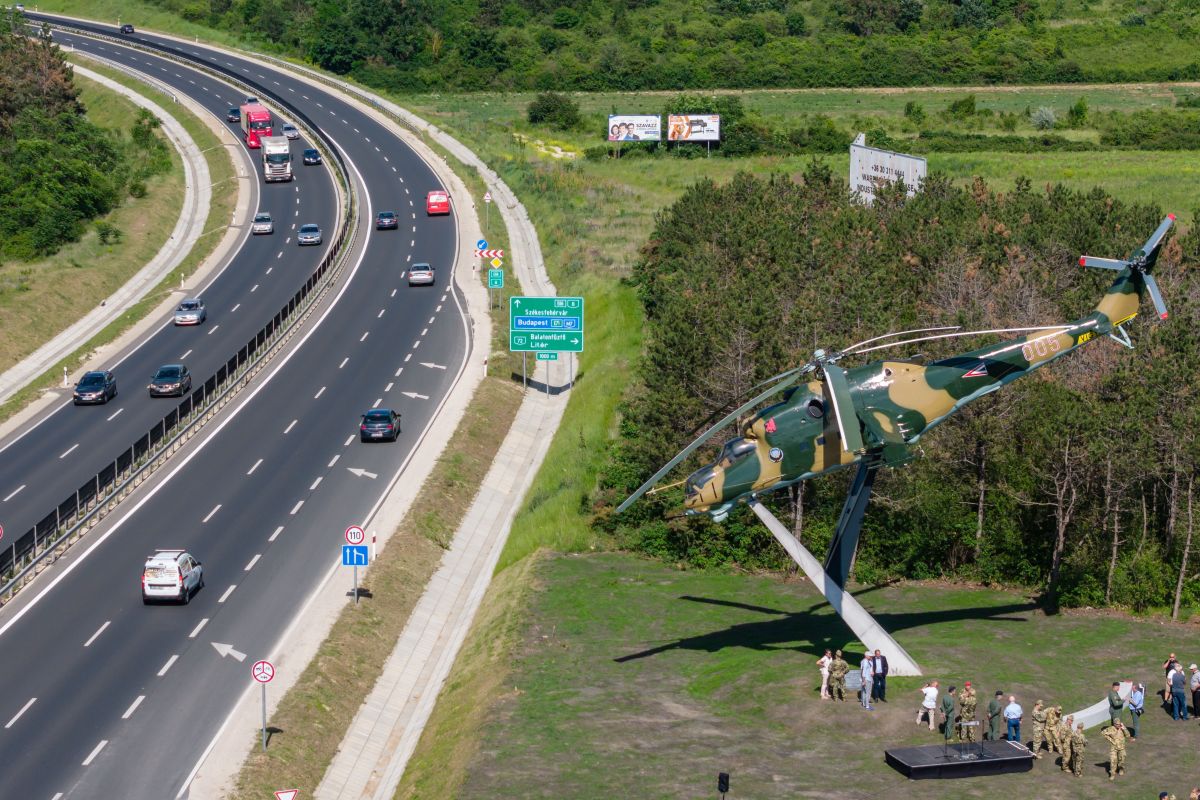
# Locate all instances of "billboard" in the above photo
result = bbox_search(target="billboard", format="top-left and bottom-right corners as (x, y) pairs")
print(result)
(849, 138), (927, 204)
(607, 115), (661, 142)
(667, 114), (721, 141)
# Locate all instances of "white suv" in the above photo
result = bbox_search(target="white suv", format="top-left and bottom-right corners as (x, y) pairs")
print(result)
(142, 550), (204, 605)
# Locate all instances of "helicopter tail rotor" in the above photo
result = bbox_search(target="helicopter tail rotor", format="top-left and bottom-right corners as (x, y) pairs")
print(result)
(1079, 214), (1174, 321)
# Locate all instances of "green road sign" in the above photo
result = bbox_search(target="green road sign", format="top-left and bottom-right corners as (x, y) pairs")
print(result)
(509, 296), (584, 353)
(536, 352), (559, 361)
(487, 269), (504, 289)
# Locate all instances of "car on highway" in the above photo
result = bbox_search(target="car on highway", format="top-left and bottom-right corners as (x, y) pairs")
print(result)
(425, 190), (450, 215)
(251, 211), (274, 234)
(73, 370), (117, 405)
(119, 23), (135, 34)
(148, 364), (191, 397)
(298, 223), (322, 245)
(244, 95), (258, 104)
(281, 123), (300, 140)
(142, 549), (203, 605)
(360, 409), (401, 442)
(376, 211), (397, 230)
(302, 148), (321, 165)
(226, 106), (240, 123)
(408, 262), (435, 286)
(173, 298), (207, 326)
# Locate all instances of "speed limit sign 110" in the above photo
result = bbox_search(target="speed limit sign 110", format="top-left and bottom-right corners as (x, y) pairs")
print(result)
(345, 525), (365, 546)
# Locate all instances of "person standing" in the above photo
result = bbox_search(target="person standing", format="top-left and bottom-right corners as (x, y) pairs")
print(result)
(1164, 653), (1181, 703)
(817, 649), (832, 700)
(828, 650), (848, 701)
(1190, 665), (1200, 716)
(941, 686), (956, 741)
(1003, 695), (1023, 742)
(1171, 662), (1189, 720)
(859, 653), (875, 710)
(1030, 700), (1047, 758)
(1102, 720), (1130, 781)
(871, 649), (889, 702)
(959, 683), (978, 743)
(1044, 704), (1062, 754)
(1127, 683), (1144, 739)
(1108, 681), (1125, 724)
(917, 681), (938, 730)
(1070, 722), (1087, 777)
(1059, 714), (1075, 773)
(987, 690), (1004, 741)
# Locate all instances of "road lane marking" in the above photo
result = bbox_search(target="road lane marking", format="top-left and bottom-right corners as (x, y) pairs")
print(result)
(181, 349), (193, 359)
(290, 500), (304, 515)
(327, 455), (339, 468)
(218, 585), (236, 603)
(105, 408), (123, 423)
(344, 435), (355, 446)
(309, 476), (322, 491)
(83, 621), (110, 647)
(436, 304), (442, 313)
(390, 289), (397, 298)
(202, 504), (221, 523)
(81, 740), (107, 766)
(59, 444), (78, 459)
(284, 419), (298, 434)
(378, 309), (385, 318)
(412, 340), (421, 349)
(395, 367), (404, 377)
(360, 331), (369, 342)
(189, 619), (209, 639)
(122, 696), (146, 719)
(314, 386), (326, 399)
(339, 357), (349, 369)
(266, 267), (272, 275)
(157, 655), (178, 676)
(231, 303), (241, 313)
(207, 324), (221, 335)
(247, 459), (263, 476)
(251, 283), (259, 292)
(404, 354), (412, 362)
(3, 485), (25, 502)
(5, 698), (35, 729)
(428, 316), (435, 324)
(270, 525), (284, 542)
(421, 328), (428, 336)
(372, 398), (381, 408)
(244, 554), (261, 571)
(385, 382), (393, 392)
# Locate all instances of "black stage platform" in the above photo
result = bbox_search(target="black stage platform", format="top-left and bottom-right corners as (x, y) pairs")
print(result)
(886, 740), (1036, 779)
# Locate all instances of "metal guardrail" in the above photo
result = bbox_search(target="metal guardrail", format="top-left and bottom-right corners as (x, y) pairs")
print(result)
(70, 49), (178, 103)
(1, 19), (360, 603)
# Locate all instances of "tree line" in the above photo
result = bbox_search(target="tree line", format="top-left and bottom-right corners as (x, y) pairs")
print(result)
(596, 164), (1200, 614)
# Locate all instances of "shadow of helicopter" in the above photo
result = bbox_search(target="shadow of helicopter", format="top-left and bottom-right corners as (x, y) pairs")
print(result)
(614, 590), (1037, 663)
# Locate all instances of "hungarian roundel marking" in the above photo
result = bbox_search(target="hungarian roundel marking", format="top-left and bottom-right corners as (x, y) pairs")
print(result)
(963, 363), (989, 378)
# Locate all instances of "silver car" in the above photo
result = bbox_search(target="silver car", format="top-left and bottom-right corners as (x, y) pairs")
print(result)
(251, 212), (273, 234)
(281, 123), (300, 140)
(174, 298), (206, 326)
(408, 263), (435, 286)
(298, 223), (322, 245)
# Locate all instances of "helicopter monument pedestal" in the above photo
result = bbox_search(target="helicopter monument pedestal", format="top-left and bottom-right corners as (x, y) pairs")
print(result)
(749, 498), (921, 676)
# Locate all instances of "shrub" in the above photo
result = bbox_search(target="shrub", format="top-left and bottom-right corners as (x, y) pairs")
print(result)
(526, 92), (581, 130)
(1030, 106), (1057, 129)
(785, 9), (807, 35)
(94, 220), (122, 244)
(946, 94), (976, 118)
(903, 100), (926, 123)
(1067, 97), (1088, 127)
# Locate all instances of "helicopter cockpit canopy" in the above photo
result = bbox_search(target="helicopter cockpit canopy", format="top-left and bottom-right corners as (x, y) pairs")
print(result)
(717, 437), (756, 469)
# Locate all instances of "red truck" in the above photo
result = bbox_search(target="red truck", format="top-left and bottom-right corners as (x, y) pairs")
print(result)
(240, 102), (272, 148)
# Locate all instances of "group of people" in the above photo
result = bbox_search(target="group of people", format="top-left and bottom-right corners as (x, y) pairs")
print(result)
(1161, 652), (1200, 721)
(816, 648), (889, 709)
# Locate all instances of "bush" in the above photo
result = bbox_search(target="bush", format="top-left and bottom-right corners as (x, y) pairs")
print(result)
(526, 92), (581, 130)
(1030, 106), (1057, 129)
(946, 94), (977, 118)
(903, 100), (925, 123)
(94, 220), (122, 244)
(1067, 97), (1088, 127)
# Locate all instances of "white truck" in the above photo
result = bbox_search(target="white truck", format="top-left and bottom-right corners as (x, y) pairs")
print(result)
(261, 135), (292, 182)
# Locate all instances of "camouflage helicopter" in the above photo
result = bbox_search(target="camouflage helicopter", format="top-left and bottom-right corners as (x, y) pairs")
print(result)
(618, 216), (1175, 586)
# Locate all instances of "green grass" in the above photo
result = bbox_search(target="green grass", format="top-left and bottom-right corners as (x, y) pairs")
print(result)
(452, 552), (1199, 799)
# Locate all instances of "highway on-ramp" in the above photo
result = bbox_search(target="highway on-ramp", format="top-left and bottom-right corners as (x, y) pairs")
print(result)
(0, 20), (471, 799)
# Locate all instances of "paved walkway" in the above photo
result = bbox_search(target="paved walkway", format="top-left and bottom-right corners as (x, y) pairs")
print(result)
(0, 63), (211, 406)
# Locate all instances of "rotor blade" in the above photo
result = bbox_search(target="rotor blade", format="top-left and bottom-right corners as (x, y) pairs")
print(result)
(1139, 214), (1176, 260)
(1079, 256), (1128, 271)
(685, 363), (814, 438)
(615, 372), (805, 514)
(839, 326), (961, 356)
(1144, 273), (1169, 320)
(852, 325), (1074, 356)
(823, 364), (865, 454)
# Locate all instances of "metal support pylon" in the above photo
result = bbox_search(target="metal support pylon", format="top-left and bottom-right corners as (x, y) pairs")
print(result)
(823, 460), (879, 589)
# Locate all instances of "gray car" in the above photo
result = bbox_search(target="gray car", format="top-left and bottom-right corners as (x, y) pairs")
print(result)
(298, 224), (322, 245)
(408, 263), (435, 286)
(73, 370), (117, 405)
(281, 124), (300, 140)
(173, 298), (206, 326)
(251, 212), (273, 235)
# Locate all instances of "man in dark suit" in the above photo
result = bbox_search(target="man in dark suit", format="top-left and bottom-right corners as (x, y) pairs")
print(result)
(871, 649), (890, 702)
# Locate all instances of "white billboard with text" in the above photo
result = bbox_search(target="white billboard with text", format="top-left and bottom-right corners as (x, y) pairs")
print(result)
(849, 140), (927, 204)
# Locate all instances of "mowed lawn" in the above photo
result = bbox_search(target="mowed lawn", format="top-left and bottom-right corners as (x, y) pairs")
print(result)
(456, 552), (1200, 800)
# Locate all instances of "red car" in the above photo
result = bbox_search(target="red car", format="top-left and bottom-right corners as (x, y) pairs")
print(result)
(425, 190), (450, 216)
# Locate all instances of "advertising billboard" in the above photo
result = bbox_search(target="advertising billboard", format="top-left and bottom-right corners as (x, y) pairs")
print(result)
(667, 114), (721, 141)
(849, 139), (927, 204)
(607, 115), (661, 142)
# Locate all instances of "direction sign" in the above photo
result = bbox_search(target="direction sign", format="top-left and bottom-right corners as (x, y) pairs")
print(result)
(252, 660), (275, 683)
(342, 545), (369, 566)
(275, 791), (299, 800)
(476, 238), (488, 250)
(536, 352), (558, 361)
(474, 249), (504, 259)
(484, 191), (493, 203)
(488, 269), (504, 289)
(509, 296), (585, 353)
(345, 525), (365, 545)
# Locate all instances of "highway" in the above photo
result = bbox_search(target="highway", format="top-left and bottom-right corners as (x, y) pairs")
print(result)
(0, 19), (470, 799)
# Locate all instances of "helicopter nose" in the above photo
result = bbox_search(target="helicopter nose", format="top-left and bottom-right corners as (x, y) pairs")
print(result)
(684, 465), (722, 509)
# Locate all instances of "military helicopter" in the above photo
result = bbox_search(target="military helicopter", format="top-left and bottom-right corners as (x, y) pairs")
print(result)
(618, 216), (1175, 587)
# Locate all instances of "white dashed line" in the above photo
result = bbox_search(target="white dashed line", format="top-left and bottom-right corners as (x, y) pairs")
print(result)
(309, 477), (322, 491)
(377, 309), (385, 318)
(436, 304), (443, 313)
(314, 386), (326, 399)
(5, 698), (35, 729)
(412, 340), (421, 350)
(421, 328), (428, 336)
(207, 324), (221, 335)
(364, 135), (369, 141)
(266, 267), (273, 275)
(360, 331), (369, 342)
(327, 455), (340, 468)
(81, 740), (107, 766)
(247, 459), (263, 476)
(231, 303), (241, 313)
(391, 166), (397, 172)
(372, 398), (382, 408)
(384, 156), (389, 162)
(157, 655), (179, 677)
(277, 251), (283, 259)
(410, 239), (415, 247)
(385, 382), (394, 392)
(404, 354), (412, 363)
(251, 284), (258, 292)
(59, 444), (78, 459)
(121, 696), (145, 719)
(316, 102), (323, 108)
(284, 419), (298, 434)
(394, 367), (403, 377)
(3, 485), (26, 502)
(339, 357), (349, 369)
(390, 289), (397, 298)
(344, 435), (355, 446)
(428, 316), (435, 324)
(83, 621), (110, 648)
(218, 585), (236, 603)
(290, 500), (304, 515)
(374, 146), (380, 152)
(202, 504), (221, 523)
(189, 619), (209, 639)
(269, 525), (284, 542)
(244, 554), (262, 571)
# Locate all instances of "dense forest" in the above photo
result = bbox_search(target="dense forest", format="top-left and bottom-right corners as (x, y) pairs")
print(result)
(597, 165), (1200, 613)
(0, 12), (170, 262)
(140, 0), (1200, 91)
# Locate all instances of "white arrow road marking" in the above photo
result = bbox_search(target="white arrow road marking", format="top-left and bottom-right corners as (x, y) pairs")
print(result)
(401, 392), (430, 400)
(346, 468), (378, 480)
(211, 642), (247, 662)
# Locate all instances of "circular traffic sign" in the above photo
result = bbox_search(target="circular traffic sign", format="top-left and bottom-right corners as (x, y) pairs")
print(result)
(252, 660), (275, 683)
(476, 238), (488, 250)
(345, 525), (366, 545)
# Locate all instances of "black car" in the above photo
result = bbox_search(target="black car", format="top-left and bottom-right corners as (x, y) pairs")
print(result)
(302, 148), (321, 165)
(148, 364), (191, 397)
(360, 409), (401, 442)
(73, 370), (117, 405)
(119, 23), (135, 34)
(227, 106), (240, 123)
(376, 211), (397, 230)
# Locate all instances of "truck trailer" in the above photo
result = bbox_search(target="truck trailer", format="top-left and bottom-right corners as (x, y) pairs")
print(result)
(260, 136), (293, 182)
(240, 102), (272, 148)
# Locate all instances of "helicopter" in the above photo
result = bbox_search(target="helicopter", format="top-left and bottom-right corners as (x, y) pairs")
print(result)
(618, 216), (1175, 587)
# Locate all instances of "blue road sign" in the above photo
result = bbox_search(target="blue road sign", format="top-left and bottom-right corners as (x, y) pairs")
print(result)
(476, 239), (488, 250)
(342, 545), (369, 566)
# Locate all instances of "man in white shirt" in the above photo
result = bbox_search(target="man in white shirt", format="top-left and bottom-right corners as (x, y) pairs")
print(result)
(1004, 695), (1023, 742)
(860, 654), (875, 710)
(917, 681), (939, 730)
(816, 650), (832, 700)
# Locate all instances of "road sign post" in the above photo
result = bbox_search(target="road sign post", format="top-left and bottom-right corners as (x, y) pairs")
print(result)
(484, 190), (492, 232)
(342, 544), (369, 605)
(252, 660), (275, 751)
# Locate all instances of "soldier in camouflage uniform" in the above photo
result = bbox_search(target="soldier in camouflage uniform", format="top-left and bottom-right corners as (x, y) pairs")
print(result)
(1059, 714), (1074, 772)
(1029, 700), (1046, 758)
(1070, 722), (1087, 777)
(1102, 720), (1130, 781)
(958, 684), (978, 742)
(828, 650), (848, 702)
(1044, 704), (1062, 754)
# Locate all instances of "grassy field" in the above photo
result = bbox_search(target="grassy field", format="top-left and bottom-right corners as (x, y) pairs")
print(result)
(437, 552), (1200, 800)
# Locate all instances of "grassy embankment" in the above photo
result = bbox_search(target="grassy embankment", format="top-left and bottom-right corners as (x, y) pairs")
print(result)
(395, 85), (1200, 798)
(0, 56), (236, 422)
